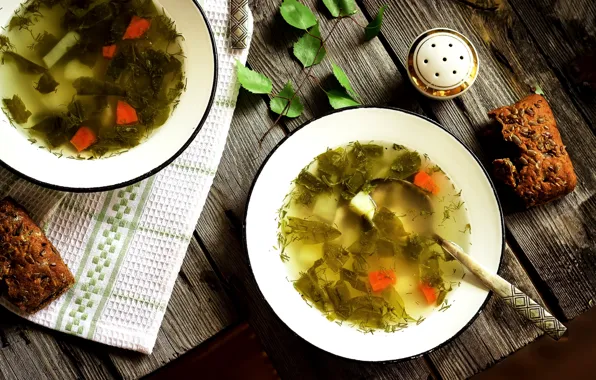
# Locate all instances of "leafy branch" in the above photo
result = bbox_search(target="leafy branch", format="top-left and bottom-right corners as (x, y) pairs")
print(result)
(235, 0), (387, 142)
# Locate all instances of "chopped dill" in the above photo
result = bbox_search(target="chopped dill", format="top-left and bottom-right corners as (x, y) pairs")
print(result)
(280, 252), (290, 263)
(459, 223), (472, 234)
(0, 35), (15, 53)
(428, 164), (443, 174)
(416, 316), (426, 325)
(438, 303), (451, 312)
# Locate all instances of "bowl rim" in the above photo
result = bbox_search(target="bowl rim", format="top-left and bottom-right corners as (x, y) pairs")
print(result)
(243, 105), (505, 363)
(0, 0), (218, 193)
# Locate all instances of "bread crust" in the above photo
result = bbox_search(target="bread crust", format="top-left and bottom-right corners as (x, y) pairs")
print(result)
(0, 197), (75, 313)
(488, 94), (577, 208)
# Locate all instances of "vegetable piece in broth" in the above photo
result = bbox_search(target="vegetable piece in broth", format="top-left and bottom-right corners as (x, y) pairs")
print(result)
(325, 280), (353, 319)
(284, 217), (341, 244)
(382, 287), (411, 322)
(389, 150), (421, 179)
(295, 170), (328, 193)
(339, 268), (368, 292)
(2, 52), (46, 74)
(2, 95), (32, 124)
(294, 259), (327, 308)
(373, 207), (407, 240)
(323, 243), (350, 272)
(348, 227), (378, 255)
(73, 77), (125, 96)
(35, 72), (60, 94)
(316, 148), (347, 185)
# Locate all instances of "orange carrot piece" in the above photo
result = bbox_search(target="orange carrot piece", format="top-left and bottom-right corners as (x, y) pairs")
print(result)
(419, 283), (437, 305)
(368, 270), (396, 292)
(122, 16), (151, 40)
(102, 44), (117, 59)
(70, 126), (97, 152)
(116, 100), (138, 125)
(413, 171), (440, 195)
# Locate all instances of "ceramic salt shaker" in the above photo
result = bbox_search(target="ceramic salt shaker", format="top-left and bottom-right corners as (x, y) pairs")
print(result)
(407, 28), (479, 100)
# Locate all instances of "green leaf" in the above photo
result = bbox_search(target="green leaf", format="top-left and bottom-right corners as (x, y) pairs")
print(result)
(338, 0), (357, 16)
(35, 72), (59, 94)
(532, 83), (544, 95)
(280, 0), (317, 30)
(270, 81), (304, 118)
(327, 89), (359, 109)
(322, 0), (340, 17)
(322, 0), (357, 17)
(365, 5), (387, 41)
(2, 95), (32, 124)
(332, 63), (358, 100)
(293, 24), (326, 67)
(235, 60), (273, 94)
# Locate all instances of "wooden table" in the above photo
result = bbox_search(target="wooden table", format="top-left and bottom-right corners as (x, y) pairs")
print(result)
(1, 0), (595, 379)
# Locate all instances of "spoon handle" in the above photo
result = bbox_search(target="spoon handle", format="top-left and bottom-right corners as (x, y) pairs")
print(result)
(438, 237), (567, 340)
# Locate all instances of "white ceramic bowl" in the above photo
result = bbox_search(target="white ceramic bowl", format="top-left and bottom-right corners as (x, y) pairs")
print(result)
(245, 107), (504, 362)
(0, 0), (217, 192)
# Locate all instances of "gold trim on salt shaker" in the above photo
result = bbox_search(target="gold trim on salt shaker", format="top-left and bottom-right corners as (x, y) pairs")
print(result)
(407, 28), (479, 100)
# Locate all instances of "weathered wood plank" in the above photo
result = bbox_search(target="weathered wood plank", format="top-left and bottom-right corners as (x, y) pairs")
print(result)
(195, 92), (431, 379)
(108, 238), (238, 379)
(248, 0), (419, 131)
(362, 0), (596, 319)
(0, 311), (113, 380)
(429, 244), (545, 379)
(507, 0), (596, 130)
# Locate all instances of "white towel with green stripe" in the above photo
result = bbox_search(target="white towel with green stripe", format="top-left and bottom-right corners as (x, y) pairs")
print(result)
(0, 0), (252, 354)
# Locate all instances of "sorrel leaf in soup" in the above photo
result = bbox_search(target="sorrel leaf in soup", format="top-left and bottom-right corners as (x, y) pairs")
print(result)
(323, 243), (350, 272)
(284, 217), (341, 244)
(373, 207), (407, 241)
(35, 72), (59, 94)
(390, 150), (421, 179)
(2, 95), (32, 124)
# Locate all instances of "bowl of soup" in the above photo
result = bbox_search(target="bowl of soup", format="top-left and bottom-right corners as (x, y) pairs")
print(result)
(0, 0), (216, 191)
(245, 107), (504, 361)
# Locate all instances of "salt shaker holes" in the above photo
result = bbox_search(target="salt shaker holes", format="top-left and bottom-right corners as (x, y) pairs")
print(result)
(407, 28), (480, 100)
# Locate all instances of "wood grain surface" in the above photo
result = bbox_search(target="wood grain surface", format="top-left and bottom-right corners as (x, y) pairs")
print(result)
(1, 0), (595, 379)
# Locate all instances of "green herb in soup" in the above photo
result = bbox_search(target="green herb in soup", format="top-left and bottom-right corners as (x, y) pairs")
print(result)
(277, 142), (472, 332)
(0, 0), (185, 158)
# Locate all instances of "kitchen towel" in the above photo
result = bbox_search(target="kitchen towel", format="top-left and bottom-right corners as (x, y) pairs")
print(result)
(0, 0), (253, 354)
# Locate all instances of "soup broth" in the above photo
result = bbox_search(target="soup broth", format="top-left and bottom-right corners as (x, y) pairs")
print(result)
(0, 0), (185, 158)
(278, 142), (472, 332)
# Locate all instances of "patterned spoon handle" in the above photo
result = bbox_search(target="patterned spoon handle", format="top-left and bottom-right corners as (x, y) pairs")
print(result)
(438, 236), (567, 340)
(230, 0), (250, 49)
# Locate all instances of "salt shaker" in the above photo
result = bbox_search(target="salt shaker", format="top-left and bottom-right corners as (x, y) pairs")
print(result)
(407, 28), (479, 100)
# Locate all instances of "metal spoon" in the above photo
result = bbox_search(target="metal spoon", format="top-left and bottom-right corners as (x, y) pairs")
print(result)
(365, 180), (567, 340)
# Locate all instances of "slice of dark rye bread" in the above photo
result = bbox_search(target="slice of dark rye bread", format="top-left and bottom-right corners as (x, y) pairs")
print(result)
(488, 94), (577, 208)
(0, 197), (75, 314)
